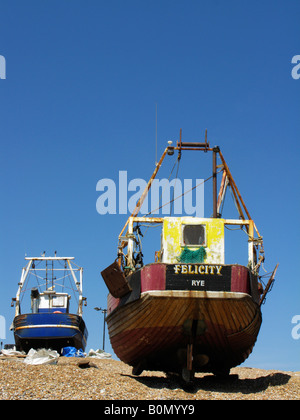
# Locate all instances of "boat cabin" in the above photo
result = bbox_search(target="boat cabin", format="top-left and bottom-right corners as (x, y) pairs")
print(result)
(123, 215), (258, 270)
(162, 217), (225, 264)
(30, 288), (70, 314)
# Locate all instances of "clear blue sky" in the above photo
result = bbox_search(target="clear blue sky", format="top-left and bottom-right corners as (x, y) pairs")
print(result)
(0, 0), (299, 371)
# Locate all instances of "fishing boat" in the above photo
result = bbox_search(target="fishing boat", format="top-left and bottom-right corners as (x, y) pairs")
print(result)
(11, 255), (88, 353)
(101, 130), (278, 381)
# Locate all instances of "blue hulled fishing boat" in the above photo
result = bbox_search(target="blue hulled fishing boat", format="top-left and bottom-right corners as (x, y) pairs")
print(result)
(11, 255), (88, 353)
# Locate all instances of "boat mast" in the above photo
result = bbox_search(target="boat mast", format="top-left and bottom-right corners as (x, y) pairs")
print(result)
(67, 259), (84, 316)
(13, 259), (33, 317)
(51, 259), (54, 290)
(213, 145), (219, 218)
(45, 259), (48, 290)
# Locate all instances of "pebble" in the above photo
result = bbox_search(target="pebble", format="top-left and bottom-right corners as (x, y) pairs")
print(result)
(0, 357), (299, 400)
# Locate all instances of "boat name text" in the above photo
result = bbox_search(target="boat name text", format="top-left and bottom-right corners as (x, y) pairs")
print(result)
(173, 264), (222, 275)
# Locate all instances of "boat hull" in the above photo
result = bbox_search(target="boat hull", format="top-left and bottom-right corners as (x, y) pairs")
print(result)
(13, 313), (88, 353)
(105, 263), (262, 375)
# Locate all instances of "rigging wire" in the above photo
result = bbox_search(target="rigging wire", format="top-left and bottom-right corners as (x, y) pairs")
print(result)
(143, 168), (223, 217)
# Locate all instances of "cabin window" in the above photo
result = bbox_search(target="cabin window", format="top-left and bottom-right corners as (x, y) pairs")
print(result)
(182, 224), (206, 246)
(52, 296), (66, 307)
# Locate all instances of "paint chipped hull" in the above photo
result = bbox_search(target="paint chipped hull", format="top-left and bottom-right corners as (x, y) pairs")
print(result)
(106, 263), (262, 375)
(13, 313), (88, 353)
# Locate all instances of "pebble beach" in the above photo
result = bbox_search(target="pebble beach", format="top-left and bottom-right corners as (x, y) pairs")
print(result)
(0, 356), (299, 400)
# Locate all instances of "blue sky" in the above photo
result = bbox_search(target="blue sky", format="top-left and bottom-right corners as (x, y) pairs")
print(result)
(0, 1), (299, 371)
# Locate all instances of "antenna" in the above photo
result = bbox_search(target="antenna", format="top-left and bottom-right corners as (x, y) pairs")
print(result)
(155, 103), (158, 166)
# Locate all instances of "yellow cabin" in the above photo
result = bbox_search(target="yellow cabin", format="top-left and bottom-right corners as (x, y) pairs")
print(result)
(161, 217), (225, 265)
(125, 216), (257, 270)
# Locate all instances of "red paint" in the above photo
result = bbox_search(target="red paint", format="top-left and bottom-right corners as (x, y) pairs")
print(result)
(107, 294), (120, 315)
(141, 263), (166, 292)
(231, 265), (250, 294)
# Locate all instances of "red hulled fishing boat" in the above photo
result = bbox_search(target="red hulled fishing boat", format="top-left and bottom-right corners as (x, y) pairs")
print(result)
(101, 130), (278, 381)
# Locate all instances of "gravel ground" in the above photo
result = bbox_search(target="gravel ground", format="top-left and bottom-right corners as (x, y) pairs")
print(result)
(0, 356), (299, 400)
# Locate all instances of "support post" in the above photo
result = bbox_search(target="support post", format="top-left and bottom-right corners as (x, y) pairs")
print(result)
(213, 147), (219, 218)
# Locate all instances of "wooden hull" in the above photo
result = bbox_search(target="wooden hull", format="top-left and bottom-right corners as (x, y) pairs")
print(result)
(105, 263), (262, 376)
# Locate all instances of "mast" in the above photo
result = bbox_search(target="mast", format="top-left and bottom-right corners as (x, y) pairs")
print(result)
(212, 146), (219, 218)
(45, 259), (48, 290)
(14, 260), (32, 317)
